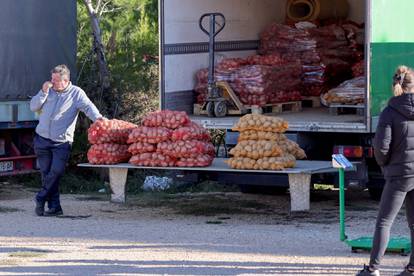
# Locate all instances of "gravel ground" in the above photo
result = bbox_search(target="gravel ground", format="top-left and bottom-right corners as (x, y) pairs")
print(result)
(0, 183), (411, 276)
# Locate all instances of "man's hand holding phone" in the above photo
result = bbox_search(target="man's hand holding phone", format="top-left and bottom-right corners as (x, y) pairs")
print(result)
(42, 81), (53, 94)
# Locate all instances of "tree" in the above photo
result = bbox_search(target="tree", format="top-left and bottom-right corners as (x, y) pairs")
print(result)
(77, 0), (159, 119)
(82, 0), (111, 91)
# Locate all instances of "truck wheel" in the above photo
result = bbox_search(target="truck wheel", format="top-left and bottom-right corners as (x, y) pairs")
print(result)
(214, 101), (227, 117)
(368, 187), (383, 201)
(206, 102), (215, 117)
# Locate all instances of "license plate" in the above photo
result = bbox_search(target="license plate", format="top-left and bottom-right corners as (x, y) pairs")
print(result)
(0, 161), (13, 172)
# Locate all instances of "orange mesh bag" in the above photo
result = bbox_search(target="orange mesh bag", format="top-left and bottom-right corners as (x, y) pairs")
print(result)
(237, 130), (286, 142)
(87, 143), (131, 164)
(127, 126), (172, 144)
(142, 110), (190, 129)
(229, 140), (283, 159)
(176, 155), (214, 167)
(88, 119), (137, 144)
(157, 140), (215, 158)
(232, 114), (288, 133)
(127, 142), (156, 155)
(129, 152), (176, 167)
(171, 122), (211, 141)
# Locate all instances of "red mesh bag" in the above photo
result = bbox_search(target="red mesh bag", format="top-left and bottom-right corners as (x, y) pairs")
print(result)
(142, 110), (190, 129)
(88, 119), (137, 145)
(247, 54), (285, 66)
(127, 142), (156, 155)
(87, 143), (131, 164)
(157, 140), (215, 158)
(127, 126), (172, 144)
(176, 155), (214, 167)
(216, 58), (249, 71)
(352, 60), (364, 77)
(129, 152), (176, 167)
(171, 122), (211, 141)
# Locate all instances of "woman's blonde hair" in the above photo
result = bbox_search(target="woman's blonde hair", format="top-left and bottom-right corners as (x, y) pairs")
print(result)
(393, 65), (414, 96)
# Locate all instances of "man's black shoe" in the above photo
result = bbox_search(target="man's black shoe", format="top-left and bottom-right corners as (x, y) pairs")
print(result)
(34, 199), (45, 216)
(44, 208), (63, 216)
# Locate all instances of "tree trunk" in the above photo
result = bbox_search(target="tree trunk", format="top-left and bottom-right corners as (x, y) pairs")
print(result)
(82, 0), (110, 90)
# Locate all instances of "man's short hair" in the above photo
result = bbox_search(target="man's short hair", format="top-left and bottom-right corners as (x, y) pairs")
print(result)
(51, 64), (70, 81)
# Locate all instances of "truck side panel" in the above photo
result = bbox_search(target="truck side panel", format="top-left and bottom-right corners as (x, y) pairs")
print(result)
(0, 0), (77, 176)
(0, 0), (77, 102)
(370, 0), (414, 120)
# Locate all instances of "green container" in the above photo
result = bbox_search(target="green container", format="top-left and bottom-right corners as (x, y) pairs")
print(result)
(370, 0), (414, 128)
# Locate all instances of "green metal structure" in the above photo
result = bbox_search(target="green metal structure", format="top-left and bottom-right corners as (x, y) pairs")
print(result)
(339, 167), (411, 254)
(370, 0), (414, 119)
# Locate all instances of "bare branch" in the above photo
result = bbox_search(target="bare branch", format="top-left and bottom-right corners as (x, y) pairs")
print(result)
(81, 0), (111, 90)
(83, 0), (96, 17)
(96, 0), (103, 11)
(101, 7), (124, 15)
(99, 1), (111, 15)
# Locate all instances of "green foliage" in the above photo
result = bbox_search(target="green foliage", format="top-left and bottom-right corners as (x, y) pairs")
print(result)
(71, 0), (160, 177)
(77, 0), (159, 123)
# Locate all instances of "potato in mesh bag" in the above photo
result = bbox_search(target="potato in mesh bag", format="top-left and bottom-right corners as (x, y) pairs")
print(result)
(232, 114), (288, 133)
(279, 139), (307, 159)
(238, 130), (286, 142)
(225, 157), (259, 170)
(256, 154), (296, 170)
(229, 140), (283, 159)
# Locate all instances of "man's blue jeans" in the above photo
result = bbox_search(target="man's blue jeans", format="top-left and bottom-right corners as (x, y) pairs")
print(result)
(34, 134), (71, 209)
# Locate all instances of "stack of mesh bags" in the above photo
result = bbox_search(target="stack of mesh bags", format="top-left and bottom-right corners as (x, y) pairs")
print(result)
(194, 54), (302, 107)
(194, 58), (248, 104)
(226, 114), (306, 170)
(259, 22), (364, 97)
(321, 76), (365, 106)
(87, 119), (137, 164)
(127, 110), (215, 167)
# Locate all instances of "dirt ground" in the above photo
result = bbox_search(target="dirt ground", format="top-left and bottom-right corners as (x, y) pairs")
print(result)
(0, 182), (411, 276)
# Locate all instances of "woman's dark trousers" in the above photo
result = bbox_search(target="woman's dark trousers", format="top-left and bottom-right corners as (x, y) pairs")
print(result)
(369, 178), (414, 270)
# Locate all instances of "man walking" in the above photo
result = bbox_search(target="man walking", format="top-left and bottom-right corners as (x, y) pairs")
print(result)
(30, 64), (103, 216)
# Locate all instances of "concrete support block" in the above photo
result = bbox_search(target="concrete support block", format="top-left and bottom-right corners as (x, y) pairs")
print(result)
(288, 173), (311, 212)
(109, 168), (128, 203)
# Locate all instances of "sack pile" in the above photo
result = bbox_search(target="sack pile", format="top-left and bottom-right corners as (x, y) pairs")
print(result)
(226, 114), (306, 170)
(352, 60), (364, 77)
(127, 110), (215, 167)
(194, 54), (302, 106)
(259, 22), (364, 97)
(87, 119), (137, 164)
(321, 76), (365, 105)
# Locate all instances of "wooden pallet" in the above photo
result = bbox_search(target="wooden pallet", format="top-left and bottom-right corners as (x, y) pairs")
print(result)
(301, 96), (321, 108)
(193, 101), (302, 116)
(247, 101), (302, 114)
(329, 104), (364, 116)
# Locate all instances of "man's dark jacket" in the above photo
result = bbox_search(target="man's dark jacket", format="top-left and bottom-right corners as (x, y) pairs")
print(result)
(374, 93), (414, 179)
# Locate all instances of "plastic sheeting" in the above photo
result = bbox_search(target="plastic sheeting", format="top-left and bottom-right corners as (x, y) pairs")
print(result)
(0, 0), (77, 100)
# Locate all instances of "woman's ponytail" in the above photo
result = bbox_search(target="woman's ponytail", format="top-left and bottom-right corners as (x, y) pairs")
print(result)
(392, 65), (414, 96)
(393, 83), (404, 96)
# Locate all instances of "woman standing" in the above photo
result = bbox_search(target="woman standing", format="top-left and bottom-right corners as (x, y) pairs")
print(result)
(357, 66), (414, 276)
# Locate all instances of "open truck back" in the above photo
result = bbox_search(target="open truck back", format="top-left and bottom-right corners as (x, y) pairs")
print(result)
(159, 0), (414, 195)
(0, 0), (76, 176)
